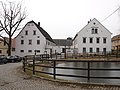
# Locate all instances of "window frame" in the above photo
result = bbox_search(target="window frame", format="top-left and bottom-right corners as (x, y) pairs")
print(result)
(28, 39), (32, 45)
(89, 48), (93, 53)
(103, 37), (107, 44)
(21, 40), (24, 45)
(33, 30), (36, 35)
(83, 37), (86, 43)
(96, 37), (100, 43)
(90, 37), (93, 43)
(25, 30), (28, 35)
(37, 40), (40, 45)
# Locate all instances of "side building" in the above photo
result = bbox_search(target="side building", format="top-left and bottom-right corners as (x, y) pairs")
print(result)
(15, 20), (55, 57)
(112, 34), (120, 51)
(53, 38), (72, 54)
(73, 18), (112, 54)
(0, 38), (8, 56)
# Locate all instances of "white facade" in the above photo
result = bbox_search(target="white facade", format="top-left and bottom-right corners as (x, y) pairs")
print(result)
(73, 18), (112, 53)
(15, 21), (55, 57)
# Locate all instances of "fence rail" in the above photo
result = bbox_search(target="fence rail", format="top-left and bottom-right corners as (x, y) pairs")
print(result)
(23, 55), (120, 83)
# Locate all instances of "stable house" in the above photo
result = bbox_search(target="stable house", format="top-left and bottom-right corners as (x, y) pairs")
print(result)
(15, 20), (56, 57)
(72, 18), (112, 54)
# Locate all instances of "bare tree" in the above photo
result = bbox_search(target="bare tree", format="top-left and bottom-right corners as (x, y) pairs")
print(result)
(0, 1), (27, 56)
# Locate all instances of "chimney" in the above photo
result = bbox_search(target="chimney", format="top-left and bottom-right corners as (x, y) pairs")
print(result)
(38, 22), (40, 26)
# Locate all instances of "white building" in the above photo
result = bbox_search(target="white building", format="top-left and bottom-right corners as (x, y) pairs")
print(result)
(73, 18), (112, 54)
(53, 38), (72, 54)
(15, 20), (55, 57)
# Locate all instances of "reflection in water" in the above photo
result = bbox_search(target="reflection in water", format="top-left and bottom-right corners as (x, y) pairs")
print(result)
(44, 62), (120, 85)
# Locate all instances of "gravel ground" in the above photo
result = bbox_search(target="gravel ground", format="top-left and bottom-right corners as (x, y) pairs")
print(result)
(0, 62), (120, 90)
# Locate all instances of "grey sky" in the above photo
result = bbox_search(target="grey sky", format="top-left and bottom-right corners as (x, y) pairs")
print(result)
(2, 0), (120, 39)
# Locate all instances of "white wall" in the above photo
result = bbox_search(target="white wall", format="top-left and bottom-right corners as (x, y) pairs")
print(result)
(15, 22), (47, 57)
(73, 18), (112, 53)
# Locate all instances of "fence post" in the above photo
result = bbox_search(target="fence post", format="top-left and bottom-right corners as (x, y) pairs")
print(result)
(33, 56), (35, 75)
(87, 61), (90, 82)
(23, 57), (26, 72)
(53, 60), (56, 79)
(33, 50), (36, 75)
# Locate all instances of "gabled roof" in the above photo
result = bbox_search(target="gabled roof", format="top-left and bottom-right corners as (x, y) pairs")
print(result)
(15, 20), (54, 43)
(73, 18), (112, 40)
(78, 18), (112, 34)
(28, 20), (54, 43)
(53, 39), (72, 46)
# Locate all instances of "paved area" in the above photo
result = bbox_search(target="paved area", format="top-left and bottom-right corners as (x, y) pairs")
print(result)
(0, 63), (120, 90)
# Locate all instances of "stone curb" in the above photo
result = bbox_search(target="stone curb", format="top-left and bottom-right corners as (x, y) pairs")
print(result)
(32, 75), (120, 87)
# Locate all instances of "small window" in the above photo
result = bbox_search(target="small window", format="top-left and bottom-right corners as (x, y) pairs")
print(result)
(96, 48), (99, 53)
(90, 38), (93, 43)
(91, 28), (98, 34)
(89, 48), (93, 53)
(92, 28), (94, 34)
(37, 40), (40, 45)
(28, 50), (32, 53)
(29, 40), (32, 45)
(95, 28), (98, 34)
(33, 30), (36, 35)
(21, 36), (24, 38)
(12, 48), (15, 51)
(83, 47), (86, 53)
(103, 48), (106, 53)
(25, 31), (28, 35)
(37, 36), (40, 38)
(4, 41), (6, 46)
(20, 50), (24, 52)
(103, 38), (107, 44)
(96, 38), (100, 43)
(21, 40), (24, 45)
(83, 37), (86, 43)
(47, 42), (50, 45)
(36, 50), (40, 53)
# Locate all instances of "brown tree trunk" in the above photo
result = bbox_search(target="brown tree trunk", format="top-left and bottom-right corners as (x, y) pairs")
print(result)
(8, 35), (12, 56)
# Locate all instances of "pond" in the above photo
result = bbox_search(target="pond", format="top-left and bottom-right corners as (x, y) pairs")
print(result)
(43, 62), (120, 85)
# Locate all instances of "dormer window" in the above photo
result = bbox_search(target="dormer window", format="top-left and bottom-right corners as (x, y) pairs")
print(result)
(91, 28), (98, 34)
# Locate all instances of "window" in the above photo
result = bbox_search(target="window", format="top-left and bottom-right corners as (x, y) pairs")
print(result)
(96, 38), (100, 43)
(103, 38), (107, 44)
(89, 48), (93, 53)
(83, 37), (86, 43)
(47, 42), (50, 45)
(25, 31), (28, 35)
(29, 40), (32, 45)
(36, 50), (40, 53)
(20, 50), (24, 52)
(83, 47), (86, 53)
(96, 48), (99, 53)
(62, 48), (66, 53)
(92, 28), (94, 34)
(91, 28), (98, 34)
(37, 40), (40, 45)
(21, 40), (24, 45)
(90, 38), (93, 43)
(28, 50), (32, 53)
(21, 36), (24, 38)
(4, 41), (6, 46)
(33, 30), (36, 35)
(95, 28), (98, 33)
(12, 48), (15, 51)
(103, 48), (106, 53)
(37, 36), (40, 38)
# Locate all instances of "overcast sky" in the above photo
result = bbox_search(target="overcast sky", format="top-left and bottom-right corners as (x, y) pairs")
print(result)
(2, 0), (120, 39)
